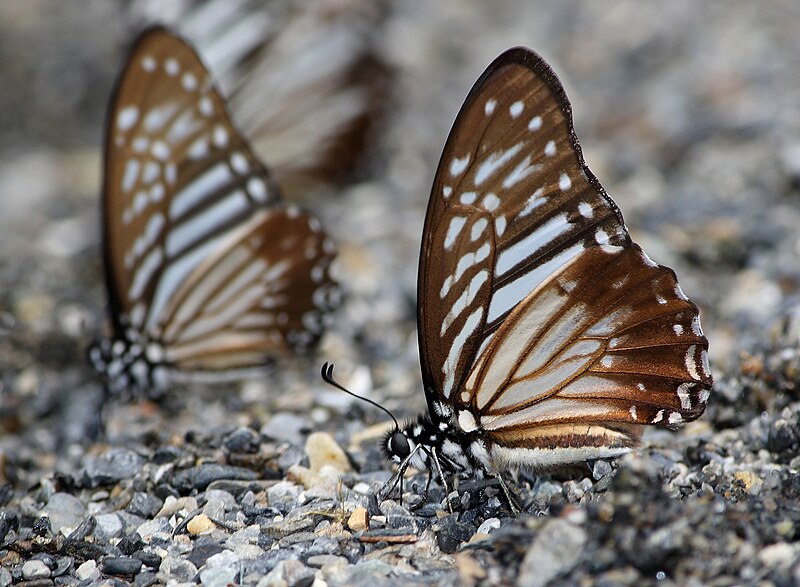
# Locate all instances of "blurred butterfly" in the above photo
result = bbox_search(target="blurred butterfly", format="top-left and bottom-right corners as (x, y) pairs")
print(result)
(326, 47), (712, 511)
(89, 27), (340, 398)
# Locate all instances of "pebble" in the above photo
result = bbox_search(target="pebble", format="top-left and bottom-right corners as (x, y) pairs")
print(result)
(40, 493), (84, 535)
(101, 556), (143, 576)
(261, 412), (310, 445)
(21, 560), (50, 580)
(347, 507), (369, 532)
(173, 464), (259, 492)
(158, 556), (198, 582)
(79, 449), (145, 486)
(199, 565), (239, 587)
(186, 513), (216, 535)
(75, 560), (99, 582)
(516, 519), (587, 587)
(94, 513), (123, 540)
(305, 432), (352, 474)
(127, 492), (163, 519)
(758, 542), (795, 568)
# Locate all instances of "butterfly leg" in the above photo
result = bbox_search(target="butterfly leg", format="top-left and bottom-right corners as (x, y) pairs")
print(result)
(409, 469), (434, 511)
(493, 473), (521, 515)
(429, 447), (453, 513)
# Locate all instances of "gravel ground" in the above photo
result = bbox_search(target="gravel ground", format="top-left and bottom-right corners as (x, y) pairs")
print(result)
(2, 1), (800, 585)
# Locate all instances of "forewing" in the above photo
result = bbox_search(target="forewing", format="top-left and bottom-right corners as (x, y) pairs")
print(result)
(419, 48), (629, 408)
(104, 27), (279, 335)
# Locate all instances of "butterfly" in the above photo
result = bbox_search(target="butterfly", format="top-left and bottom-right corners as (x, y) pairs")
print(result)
(367, 47), (712, 511)
(89, 27), (340, 398)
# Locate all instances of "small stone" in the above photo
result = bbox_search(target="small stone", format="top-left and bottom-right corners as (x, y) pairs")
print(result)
(94, 513), (123, 541)
(517, 518), (587, 587)
(223, 427), (260, 452)
(157, 495), (199, 518)
(41, 493), (84, 535)
(476, 517), (501, 535)
(347, 507), (369, 532)
(204, 489), (237, 510)
(260, 559), (315, 587)
(80, 449), (145, 487)
(592, 459), (614, 480)
(187, 538), (226, 568)
(186, 514), (216, 535)
(758, 542), (795, 568)
(101, 556), (142, 577)
(127, 492), (163, 519)
(286, 465), (323, 490)
(734, 471), (763, 495)
(226, 524), (260, 549)
(159, 556), (198, 582)
(136, 517), (172, 540)
(205, 550), (239, 568)
(306, 555), (348, 569)
(200, 564), (238, 587)
(172, 464), (258, 492)
(306, 432), (351, 474)
(21, 560), (51, 580)
(261, 412), (310, 445)
(75, 560), (100, 581)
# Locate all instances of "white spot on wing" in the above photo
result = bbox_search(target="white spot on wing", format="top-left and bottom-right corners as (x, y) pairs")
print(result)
(450, 155), (471, 177)
(475, 143), (524, 186)
(444, 217), (467, 250)
(117, 106), (139, 131)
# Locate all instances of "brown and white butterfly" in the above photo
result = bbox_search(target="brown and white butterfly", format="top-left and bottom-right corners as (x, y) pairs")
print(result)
(380, 47), (712, 507)
(89, 27), (339, 397)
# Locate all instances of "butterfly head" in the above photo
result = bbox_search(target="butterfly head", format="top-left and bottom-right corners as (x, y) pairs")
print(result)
(384, 426), (413, 463)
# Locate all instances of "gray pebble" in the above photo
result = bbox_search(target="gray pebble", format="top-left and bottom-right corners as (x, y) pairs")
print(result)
(517, 519), (587, 587)
(127, 492), (163, 519)
(41, 493), (84, 535)
(94, 513), (123, 541)
(79, 449), (145, 487)
(159, 556), (198, 582)
(200, 564), (238, 587)
(261, 412), (310, 445)
(75, 560), (100, 581)
(205, 549), (239, 568)
(22, 560), (51, 580)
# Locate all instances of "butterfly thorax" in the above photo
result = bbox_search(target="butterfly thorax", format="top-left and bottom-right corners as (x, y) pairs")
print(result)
(385, 400), (491, 477)
(88, 329), (167, 399)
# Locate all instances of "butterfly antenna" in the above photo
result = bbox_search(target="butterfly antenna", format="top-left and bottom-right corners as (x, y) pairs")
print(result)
(320, 362), (399, 429)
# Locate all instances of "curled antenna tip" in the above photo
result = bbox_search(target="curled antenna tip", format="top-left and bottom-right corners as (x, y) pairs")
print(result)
(319, 361), (399, 429)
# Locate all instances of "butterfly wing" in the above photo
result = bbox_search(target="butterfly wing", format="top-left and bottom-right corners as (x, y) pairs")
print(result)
(103, 28), (337, 373)
(417, 48), (711, 460)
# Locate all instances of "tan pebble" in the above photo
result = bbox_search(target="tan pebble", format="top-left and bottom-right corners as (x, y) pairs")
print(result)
(157, 496), (198, 518)
(186, 514), (215, 535)
(734, 470), (763, 493)
(286, 464), (321, 489)
(305, 432), (352, 474)
(347, 506), (369, 532)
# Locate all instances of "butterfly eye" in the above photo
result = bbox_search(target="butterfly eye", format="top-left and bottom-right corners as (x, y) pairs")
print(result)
(390, 432), (411, 459)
